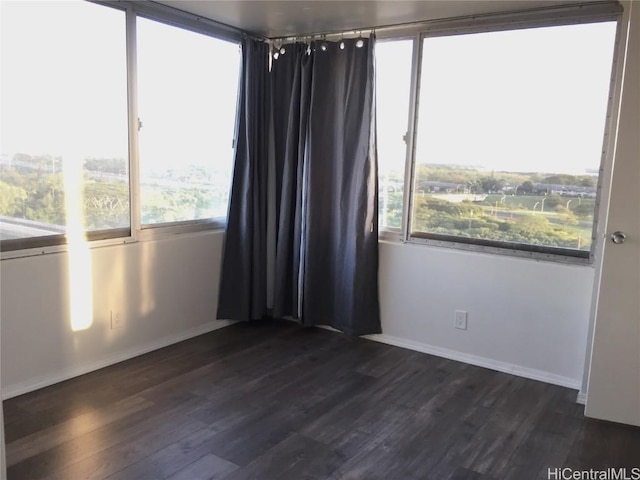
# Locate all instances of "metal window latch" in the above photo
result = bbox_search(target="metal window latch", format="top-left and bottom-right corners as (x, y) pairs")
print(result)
(137, 118), (143, 131)
(403, 133), (408, 144)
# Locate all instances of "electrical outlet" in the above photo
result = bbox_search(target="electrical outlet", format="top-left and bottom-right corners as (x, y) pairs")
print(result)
(454, 310), (467, 330)
(111, 310), (123, 329)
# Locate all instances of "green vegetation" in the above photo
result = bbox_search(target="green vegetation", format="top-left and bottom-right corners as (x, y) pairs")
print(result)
(0, 161), (129, 230)
(381, 164), (597, 251)
(412, 196), (589, 249)
(141, 185), (223, 225)
(0, 153), (227, 236)
(412, 164), (597, 189)
(2, 154), (596, 252)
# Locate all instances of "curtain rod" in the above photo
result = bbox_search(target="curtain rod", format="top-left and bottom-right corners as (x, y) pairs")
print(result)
(267, 0), (621, 43)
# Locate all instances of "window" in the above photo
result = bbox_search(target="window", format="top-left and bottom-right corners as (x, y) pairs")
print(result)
(411, 23), (617, 257)
(378, 18), (618, 260)
(1, 1), (241, 254)
(375, 40), (413, 230)
(137, 18), (240, 226)
(1, 1), (129, 249)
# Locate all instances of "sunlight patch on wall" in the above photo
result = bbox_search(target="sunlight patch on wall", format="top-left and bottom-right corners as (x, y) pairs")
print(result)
(139, 241), (157, 318)
(63, 154), (94, 332)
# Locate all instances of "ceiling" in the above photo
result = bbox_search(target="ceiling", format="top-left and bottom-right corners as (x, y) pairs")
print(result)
(155, 0), (593, 38)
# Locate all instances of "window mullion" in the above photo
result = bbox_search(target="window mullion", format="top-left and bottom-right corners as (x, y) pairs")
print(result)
(402, 33), (423, 242)
(126, 7), (141, 240)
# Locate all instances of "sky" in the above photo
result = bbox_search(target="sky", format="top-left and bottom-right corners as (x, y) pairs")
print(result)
(377, 21), (618, 176)
(2, 2), (617, 177)
(1, 1), (129, 160)
(1, 0), (240, 176)
(137, 16), (240, 176)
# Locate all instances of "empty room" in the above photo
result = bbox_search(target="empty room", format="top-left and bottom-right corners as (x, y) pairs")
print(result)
(1, 0), (639, 479)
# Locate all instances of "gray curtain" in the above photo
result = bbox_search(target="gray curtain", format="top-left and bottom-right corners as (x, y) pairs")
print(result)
(217, 38), (270, 321)
(219, 37), (381, 336)
(299, 38), (380, 335)
(271, 44), (312, 319)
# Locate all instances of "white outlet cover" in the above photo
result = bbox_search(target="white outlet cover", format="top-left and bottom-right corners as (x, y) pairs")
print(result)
(454, 310), (467, 330)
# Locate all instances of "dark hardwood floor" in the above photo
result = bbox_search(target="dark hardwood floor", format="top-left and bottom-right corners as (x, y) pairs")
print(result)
(4, 319), (640, 480)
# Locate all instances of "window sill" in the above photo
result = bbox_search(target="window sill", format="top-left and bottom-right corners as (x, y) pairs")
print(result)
(138, 219), (226, 241)
(0, 235), (135, 261)
(379, 233), (596, 266)
(1, 222), (226, 261)
(412, 236), (594, 265)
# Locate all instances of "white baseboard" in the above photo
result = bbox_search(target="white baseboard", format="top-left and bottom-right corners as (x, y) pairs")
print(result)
(576, 390), (587, 405)
(2, 320), (235, 400)
(363, 333), (581, 390)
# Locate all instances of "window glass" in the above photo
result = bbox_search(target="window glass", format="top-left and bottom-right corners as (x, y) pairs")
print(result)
(1, 1), (129, 244)
(137, 18), (240, 226)
(375, 40), (413, 230)
(411, 22), (617, 254)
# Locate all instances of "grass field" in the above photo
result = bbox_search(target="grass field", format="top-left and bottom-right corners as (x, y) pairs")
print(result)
(484, 194), (595, 212)
(483, 194), (594, 248)
(381, 191), (596, 250)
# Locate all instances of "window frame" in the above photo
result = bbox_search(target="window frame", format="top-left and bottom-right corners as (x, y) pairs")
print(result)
(375, 36), (416, 242)
(377, 2), (624, 264)
(0, 1), (132, 255)
(1, 0), (243, 258)
(134, 12), (240, 231)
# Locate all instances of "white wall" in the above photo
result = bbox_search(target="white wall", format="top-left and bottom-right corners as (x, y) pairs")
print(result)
(1, 231), (230, 398)
(1, 230), (595, 397)
(371, 242), (594, 388)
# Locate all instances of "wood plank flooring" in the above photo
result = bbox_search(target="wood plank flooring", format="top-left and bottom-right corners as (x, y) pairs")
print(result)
(4, 319), (640, 479)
